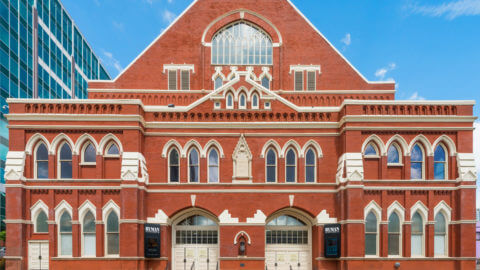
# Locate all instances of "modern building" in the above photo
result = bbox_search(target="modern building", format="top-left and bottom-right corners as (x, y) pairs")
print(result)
(3, 0), (477, 270)
(0, 0), (111, 231)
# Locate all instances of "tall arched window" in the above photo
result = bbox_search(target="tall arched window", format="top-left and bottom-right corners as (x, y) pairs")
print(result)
(251, 93), (259, 109)
(212, 21), (273, 65)
(365, 211), (378, 256)
(35, 143), (49, 179)
(285, 149), (297, 183)
(59, 143), (72, 179)
(411, 212), (424, 256)
(35, 211), (48, 233)
(215, 76), (223, 90)
(188, 148), (200, 183)
(387, 144), (401, 165)
(305, 148), (316, 183)
(83, 211), (96, 256)
(208, 148), (219, 183)
(434, 144), (447, 180)
(226, 93), (234, 109)
(261, 76), (270, 89)
(82, 143), (96, 163)
(169, 148), (180, 183)
(434, 213), (447, 256)
(411, 144), (424, 180)
(106, 211), (119, 256)
(266, 149), (277, 183)
(364, 143), (378, 157)
(239, 93), (246, 109)
(388, 212), (401, 256)
(59, 212), (72, 256)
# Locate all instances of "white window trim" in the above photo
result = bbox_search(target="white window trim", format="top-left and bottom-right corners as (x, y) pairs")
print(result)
(364, 201), (382, 257)
(180, 70), (191, 91)
(411, 143), (426, 180)
(34, 142), (49, 179)
(265, 148), (278, 183)
(264, 102), (271, 109)
(306, 70), (316, 91)
(31, 200), (49, 234)
(79, 201), (97, 258)
(226, 93), (234, 109)
(387, 201), (405, 257)
(285, 148), (297, 183)
(188, 148), (200, 183)
(55, 200), (74, 258)
(387, 143), (403, 166)
(433, 201), (451, 258)
(167, 69), (178, 90)
(80, 142), (97, 166)
(207, 148), (220, 183)
(239, 93), (247, 109)
(168, 147), (180, 183)
(251, 93), (260, 109)
(57, 142), (73, 180)
(363, 142), (380, 159)
(102, 200), (121, 257)
(104, 141), (121, 158)
(162, 64), (195, 74)
(434, 144), (448, 180)
(294, 70), (304, 91)
(410, 201), (428, 257)
(304, 148), (316, 183)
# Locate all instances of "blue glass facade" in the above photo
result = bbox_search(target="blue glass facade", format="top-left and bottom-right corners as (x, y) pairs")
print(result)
(0, 0), (110, 230)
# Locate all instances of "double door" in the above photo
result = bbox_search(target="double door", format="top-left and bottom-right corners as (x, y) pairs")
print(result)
(28, 241), (49, 270)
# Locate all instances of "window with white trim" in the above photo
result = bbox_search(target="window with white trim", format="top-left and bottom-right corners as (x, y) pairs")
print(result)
(180, 70), (190, 90)
(82, 143), (96, 164)
(106, 211), (119, 256)
(169, 148), (180, 183)
(208, 148), (219, 183)
(35, 143), (49, 179)
(411, 144), (424, 180)
(261, 76), (270, 89)
(285, 149), (297, 183)
(188, 148), (200, 183)
(59, 143), (72, 179)
(226, 93), (234, 109)
(387, 143), (401, 165)
(215, 76), (223, 90)
(266, 148), (277, 183)
(239, 93), (247, 109)
(307, 71), (316, 91)
(294, 71), (303, 91)
(168, 70), (177, 90)
(105, 142), (120, 157)
(35, 210), (48, 233)
(434, 144), (447, 180)
(305, 148), (316, 183)
(365, 211), (378, 256)
(388, 212), (401, 256)
(364, 143), (379, 157)
(59, 211), (72, 256)
(82, 211), (96, 257)
(251, 93), (259, 109)
(411, 212), (424, 256)
(212, 21), (273, 65)
(434, 213), (447, 256)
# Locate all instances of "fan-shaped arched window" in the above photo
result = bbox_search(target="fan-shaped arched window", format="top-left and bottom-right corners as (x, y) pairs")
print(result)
(214, 76), (223, 90)
(36, 211), (48, 233)
(208, 148), (219, 183)
(411, 212), (424, 256)
(266, 215), (308, 245)
(387, 144), (401, 164)
(82, 211), (96, 256)
(226, 93), (234, 109)
(83, 143), (96, 163)
(388, 212), (401, 256)
(305, 148), (316, 183)
(189, 148), (200, 183)
(212, 21), (273, 65)
(178, 215), (216, 226)
(169, 148), (180, 183)
(434, 145), (447, 180)
(261, 76), (270, 89)
(285, 149), (297, 183)
(266, 149), (277, 183)
(364, 143), (378, 157)
(365, 211), (378, 256)
(251, 93), (259, 109)
(434, 213), (447, 256)
(59, 143), (72, 179)
(35, 143), (49, 179)
(239, 93), (246, 109)
(106, 211), (119, 255)
(59, 212), (72, 256)
(411, 144), (424, 180)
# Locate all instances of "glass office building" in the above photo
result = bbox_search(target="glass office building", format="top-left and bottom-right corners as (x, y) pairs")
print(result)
(0, 0), (110, 231)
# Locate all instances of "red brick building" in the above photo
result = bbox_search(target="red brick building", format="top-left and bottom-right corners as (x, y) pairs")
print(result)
(4, 0), (477, 269)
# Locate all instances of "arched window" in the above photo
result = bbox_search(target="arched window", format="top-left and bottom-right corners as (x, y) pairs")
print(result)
(266, 215), (308, 244)
(59, 143), (72, 179)
(188, 148), (200, 183)
(239, 93), (246, 109)
(105, 142), (120, 156)
(411, 212), (424, 256)
(176, 215), (218, 244)
(35, 211), (48, 233)
(106, 211), (119, 256)
(285, 149), (297, 183)
(365, 211), (378, 256)
(261, 76), (270, 89)
(434, 145), (447, 180)
(226, 93), (234, 109)
(305, 148), (316, 183)
(364, 143), (378, 157)
(411, 144), (424, 180)
(387, 144), (401, 165)
(83, 143), (96, 163)
(388, 212), (401, 256)
(214, 76), (223, 90)
(434, 213), (447, 256)
(208, 148), (219, 183)
(35, 143), (49, 179)
(266, 149), (277, 183)
(82, 211), (96, 256)
(169, 148), (180, 183)
(212, 21), (273, 65)
(59, 212), (72, 256)
(251, 93), (259, 109)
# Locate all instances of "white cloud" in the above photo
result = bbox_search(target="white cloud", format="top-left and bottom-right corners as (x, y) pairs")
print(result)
(408, 91), (426, 100)
(375, 63), (396, 80)
(101, 50), (123, 74)
(341, 33), (351, 46)
(410, 0), (480, 20)
(162, 9), (177, 24)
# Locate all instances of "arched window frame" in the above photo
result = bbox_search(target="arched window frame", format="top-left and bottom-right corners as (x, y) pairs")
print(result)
(265, 148), (277, 183)
(410, 143), (425, 180)
(387, 143), (402, 166)
(363, 142), (380, 158)
(79, 200), (96, 257)
(410, 212), (425, 257)
(387, 202), (405, 257)
(57, 142), (73, 179)
(433, 201), (451, 257)
(434, 144), (448, 180)
(81, 142), (97, 165)
(226, 92), (234, 109)
(251, 92), (259, 109)
(103, 201), (120, 257)
(364, 201), (381, 257)
(104, 141), (121, 158)
(239, 92), (247, 109)
(214, 76), (223, 90)
(188, 147), (200, 183)
(285, 148), (297, 183)
(34, 142), (49, 179)
(261, 76), (271, 89)
(208, 148), (220, 183)
(410, 201), (428, 257)
(304, 148), (316, 183)
(31, 200), (49, 234)
(55, 200), (73, 257)
(168, 147), (180, 183)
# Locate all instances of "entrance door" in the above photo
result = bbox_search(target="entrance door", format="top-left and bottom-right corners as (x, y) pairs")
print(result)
(173, 215), (219, 270)
(265, 215), (311, 270)
(28, 241), (49, 270)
